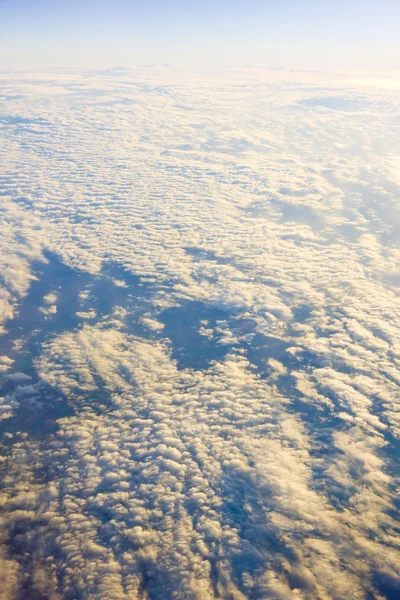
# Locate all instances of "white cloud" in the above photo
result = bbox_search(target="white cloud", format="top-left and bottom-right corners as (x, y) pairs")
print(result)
(0, 66), (399, 599)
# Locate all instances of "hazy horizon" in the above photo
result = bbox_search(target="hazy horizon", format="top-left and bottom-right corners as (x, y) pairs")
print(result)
(1, 0), (400, 69)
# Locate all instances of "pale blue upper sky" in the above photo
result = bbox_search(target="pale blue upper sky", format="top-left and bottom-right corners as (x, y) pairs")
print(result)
(1, 0), (399, 69)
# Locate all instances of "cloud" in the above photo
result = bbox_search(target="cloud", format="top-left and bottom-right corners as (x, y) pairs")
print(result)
(0, 66), (399, 599)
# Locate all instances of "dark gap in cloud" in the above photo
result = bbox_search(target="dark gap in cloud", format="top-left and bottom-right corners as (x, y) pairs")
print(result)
(243, 332), (292, 377)
(0, 115), (49, 126)
(297, 96), (365, 112)
(0, 252), (152, 446)
(6, 517), (52, 600)
(236, 313), (385, 509)
(246, 196), (326, 230)
(334, 222), (364, 242)
(291, 304), (314, 323)
(159, 301), (232, 371)
(278, 203), (325, 230)
(0, 94), (25, 101)
(184, 246), (233, 265)
(374, 429), (400, 483)
(214, 468), (300, 594)
(372, 569), (400, 600)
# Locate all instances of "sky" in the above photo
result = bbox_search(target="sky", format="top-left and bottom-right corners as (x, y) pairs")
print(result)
(1, 0), (400, 69)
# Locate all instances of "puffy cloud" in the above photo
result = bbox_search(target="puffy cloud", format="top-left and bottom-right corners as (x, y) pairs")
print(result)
(0, 66), (399, 599)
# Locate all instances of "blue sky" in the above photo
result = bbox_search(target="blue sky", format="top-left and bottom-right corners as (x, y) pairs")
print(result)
(1, 0), (400, 68)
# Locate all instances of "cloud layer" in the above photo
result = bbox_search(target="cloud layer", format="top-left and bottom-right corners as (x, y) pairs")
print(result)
(0, 66), (399, 599)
